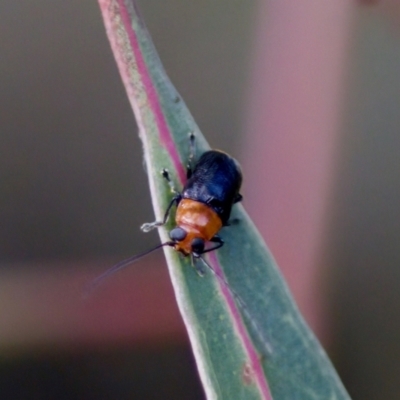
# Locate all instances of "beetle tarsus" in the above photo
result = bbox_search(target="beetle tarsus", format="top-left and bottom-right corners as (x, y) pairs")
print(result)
(161, 168), (179, 195)
(141, 221), (163, 232)
(141, 195), (180, 232)
(186, 132), (196, 179)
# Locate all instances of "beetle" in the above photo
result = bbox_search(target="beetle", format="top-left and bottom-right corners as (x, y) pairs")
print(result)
(88, 136), (271, 355)
(142, 139), (243, 261)
(90, 134), (242, 284)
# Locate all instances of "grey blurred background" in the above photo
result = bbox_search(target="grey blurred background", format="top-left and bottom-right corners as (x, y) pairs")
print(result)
(0, 1), (400, 399)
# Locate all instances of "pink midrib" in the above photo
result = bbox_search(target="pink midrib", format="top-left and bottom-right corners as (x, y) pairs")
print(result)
(104, 1), (272, 398)
(117, 0), (186, 184)
(209, 252), (272, 399)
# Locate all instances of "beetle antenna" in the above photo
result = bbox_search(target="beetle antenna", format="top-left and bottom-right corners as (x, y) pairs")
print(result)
(199, 255), (272, 356)
(85, 241), (174, 296)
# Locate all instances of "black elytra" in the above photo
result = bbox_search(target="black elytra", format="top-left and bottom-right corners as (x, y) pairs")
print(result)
(183, 150), (243, 225)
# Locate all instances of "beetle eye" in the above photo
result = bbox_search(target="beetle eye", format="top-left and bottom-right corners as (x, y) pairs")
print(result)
(191, 238), (205, 255)
(169, 227), (187, 242)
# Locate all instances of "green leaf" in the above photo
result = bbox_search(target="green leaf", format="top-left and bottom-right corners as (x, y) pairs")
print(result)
(97, 1), (351, 399)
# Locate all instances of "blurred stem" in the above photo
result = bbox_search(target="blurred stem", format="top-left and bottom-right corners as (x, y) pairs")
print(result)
(242, 0), (355, 343)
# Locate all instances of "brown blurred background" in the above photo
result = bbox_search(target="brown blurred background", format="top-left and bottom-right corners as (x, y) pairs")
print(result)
(1, 0), (400, 399)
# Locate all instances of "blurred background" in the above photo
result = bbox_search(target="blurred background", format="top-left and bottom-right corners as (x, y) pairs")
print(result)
(1, 0), (400, 398)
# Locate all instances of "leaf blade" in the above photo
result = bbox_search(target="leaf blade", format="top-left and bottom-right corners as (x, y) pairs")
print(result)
(97, 1), (351, 399)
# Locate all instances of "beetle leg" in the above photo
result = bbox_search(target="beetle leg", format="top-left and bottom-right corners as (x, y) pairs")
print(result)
(186, 132), (196, 179)
(234, 193), (243, 203)
(225, 217), (240, 226)
(141, 168), (181, 232)
(191, 236), (223, 275)
(141, 194), (181, 232)
(201, 235), (224, 254)
(161, 168), (179, 195)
